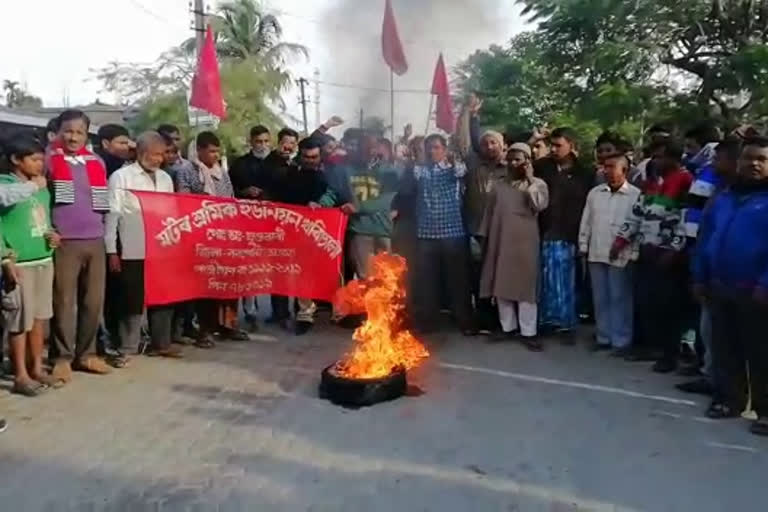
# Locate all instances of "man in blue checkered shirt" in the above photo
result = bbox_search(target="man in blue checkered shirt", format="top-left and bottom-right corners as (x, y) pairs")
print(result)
(402, 134), (475, 335)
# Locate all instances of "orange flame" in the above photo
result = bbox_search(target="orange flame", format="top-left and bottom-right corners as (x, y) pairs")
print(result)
(332, 252), (429, 379)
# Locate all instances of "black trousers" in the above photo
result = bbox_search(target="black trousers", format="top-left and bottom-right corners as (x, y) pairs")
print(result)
(412, 237), (474, 331)
(634, 257), (689, 360)
(271, 295), (291, 321)
(471, 236), (497, 332)
(710, 294), (768, 416)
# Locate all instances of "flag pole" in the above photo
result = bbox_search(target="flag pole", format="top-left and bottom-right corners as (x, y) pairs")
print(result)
(424, 94), (434, 136)
(390, 70), (395, 145)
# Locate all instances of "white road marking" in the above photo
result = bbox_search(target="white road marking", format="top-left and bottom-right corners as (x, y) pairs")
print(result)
(439, 362), (699, 406)
(706, 442), (759, 453)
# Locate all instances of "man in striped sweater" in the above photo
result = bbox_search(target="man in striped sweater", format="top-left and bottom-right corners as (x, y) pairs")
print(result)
(610, 138), (693, 373)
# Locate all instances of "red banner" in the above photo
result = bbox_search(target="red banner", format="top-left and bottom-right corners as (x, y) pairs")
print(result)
(133, 192), (347, 306)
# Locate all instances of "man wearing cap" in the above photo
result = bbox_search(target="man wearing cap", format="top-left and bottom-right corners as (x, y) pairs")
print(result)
(480, 143), (549, 350)
(456, 96), (508, 334)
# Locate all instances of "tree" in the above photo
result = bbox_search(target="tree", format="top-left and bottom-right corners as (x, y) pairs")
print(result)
(3, 80), (43, 109)
(516, 0), (768, 122)
(181, 0), (307, 66)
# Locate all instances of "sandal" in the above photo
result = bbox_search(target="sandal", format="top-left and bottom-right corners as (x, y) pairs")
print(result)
(33, 373), (66, 389)
(194, 336), (216, 349)
(706, 402), (739, 419)
(12, 380), (47, 397)
(72, 356), (113, 375)
(105, 353), (130, 369)
(146, 346), (184, 359)
(51, 360), (73, 384)
(750, 417), (768, 437)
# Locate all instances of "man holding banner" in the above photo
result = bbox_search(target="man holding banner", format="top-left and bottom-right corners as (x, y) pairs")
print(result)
(105, 132), (182, 360)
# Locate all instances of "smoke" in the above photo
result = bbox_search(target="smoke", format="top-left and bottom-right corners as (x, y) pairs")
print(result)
(315, 0), (527, 136)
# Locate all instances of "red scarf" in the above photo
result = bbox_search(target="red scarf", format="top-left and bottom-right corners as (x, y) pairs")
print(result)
(48, 140), (109, 211)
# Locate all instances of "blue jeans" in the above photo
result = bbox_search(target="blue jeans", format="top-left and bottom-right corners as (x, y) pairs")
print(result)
(590, 262), (634, 348)
(700, 306), (713, 381)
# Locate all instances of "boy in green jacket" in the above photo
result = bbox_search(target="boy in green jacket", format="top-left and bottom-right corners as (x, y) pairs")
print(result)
(1, 136), (61, 396)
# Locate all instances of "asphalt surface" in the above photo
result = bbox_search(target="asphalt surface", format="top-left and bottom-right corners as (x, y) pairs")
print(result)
(0, 314), (765, 511)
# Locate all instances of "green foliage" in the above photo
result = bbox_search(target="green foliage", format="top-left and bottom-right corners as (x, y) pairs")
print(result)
(94, 0), (305, 156)
(2, 80), (43, 109)
(457, 0), (768, 153)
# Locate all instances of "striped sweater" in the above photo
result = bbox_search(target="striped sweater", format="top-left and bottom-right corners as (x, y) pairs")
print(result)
(616, 168), (693, 252)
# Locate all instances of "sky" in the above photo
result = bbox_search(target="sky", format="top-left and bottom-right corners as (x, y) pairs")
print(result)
(0, 0), (528, 132)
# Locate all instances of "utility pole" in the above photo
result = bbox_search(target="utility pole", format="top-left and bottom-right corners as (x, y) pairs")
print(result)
(359, 108), (364, 129)
(191, 0), (206, 54)
(297, 78), (309, 135)
(313, 68), (321, 129)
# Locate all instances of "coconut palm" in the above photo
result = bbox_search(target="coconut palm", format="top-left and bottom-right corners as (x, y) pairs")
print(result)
(182, 0), (307, 66)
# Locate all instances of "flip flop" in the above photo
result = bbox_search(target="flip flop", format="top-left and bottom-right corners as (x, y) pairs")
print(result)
(34, 373), (66, 389)
(12, 380), (47, 397)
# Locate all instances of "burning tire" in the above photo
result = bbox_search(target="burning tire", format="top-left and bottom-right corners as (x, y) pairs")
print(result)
(319, 365), (407, 407)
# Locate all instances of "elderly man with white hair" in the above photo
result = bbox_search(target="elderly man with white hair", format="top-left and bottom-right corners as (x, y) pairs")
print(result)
(105, 131), (182, 361)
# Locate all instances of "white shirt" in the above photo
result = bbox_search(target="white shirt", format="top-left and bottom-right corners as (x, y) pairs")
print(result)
(578, 181), (641, 267)
(105, 162), (175, 260)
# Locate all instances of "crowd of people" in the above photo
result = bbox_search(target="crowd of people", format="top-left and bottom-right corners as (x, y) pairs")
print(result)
(0, 97), (766, 438)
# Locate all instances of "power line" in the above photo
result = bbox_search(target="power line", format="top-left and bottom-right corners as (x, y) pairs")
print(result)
(317, 80), (430, 95)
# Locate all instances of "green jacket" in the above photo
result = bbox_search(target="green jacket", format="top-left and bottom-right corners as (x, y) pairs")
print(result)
(346, 163), (399, 237)
(0, 174), (53, 264)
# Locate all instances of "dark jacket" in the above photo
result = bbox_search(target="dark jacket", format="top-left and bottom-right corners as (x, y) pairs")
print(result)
(534, 156), (595, 243)
(270, 164), (333, 206)
(95, 149), (128, 177)
(693, 181), (768, 298)
(229, 152), (270, 198)
(261, 151), (298, 200)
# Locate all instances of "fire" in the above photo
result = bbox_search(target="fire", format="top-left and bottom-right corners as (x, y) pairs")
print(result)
(332, 252), (429, 379)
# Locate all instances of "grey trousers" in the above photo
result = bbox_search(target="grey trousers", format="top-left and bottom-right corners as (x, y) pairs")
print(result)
(119, 307), (174, 353)
(51, 239), (106, 362)
(349, 234), (391, 279)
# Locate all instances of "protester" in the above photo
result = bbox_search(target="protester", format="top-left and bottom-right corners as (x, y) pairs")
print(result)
(535, 127), (595, 340)
(340, 132), (399, 279)
(157, 124), (195, 187)
(612, 138), (692, 372)
(95, 124), (134, 176)
(529, 128), (551, 161)
(404, 134), (475, 335)
(579, 154), (641, 355)
(229, 124), (273, 330)
(270, 137), (336, 335)
(230, 125), (271, 200)
(262, 128), (300, 201)
(0, 136), (61, 395)
(180, 131), (248, 346)
(677, 137), (742, 395)
(48, 110), (112, 381)
(480, 143), (548, 350)
(106, 132), (181, 360)
(692, 137), (768, 436)
(684, 122), (721, 175)
(634, 123), (673, 184)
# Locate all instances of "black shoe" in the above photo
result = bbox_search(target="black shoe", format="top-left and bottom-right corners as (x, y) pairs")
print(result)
(706, 401), (740, 419)
(489, 330), (519, 343)
(462, 328), (478, 337)
(295, 321), (313, 336)
(624, 348), (661, 362)
(676, 378), (713, 395)
(337, 315), (365, 330)
(590, 343), (612, 353)
(521, 336), (544, 352)
(652, 359), (677, 374)
(610, 347), (632, 358)
(676, 364), (701, 377)
(559, 331), (576, 346)
(0, 418), (6, 433)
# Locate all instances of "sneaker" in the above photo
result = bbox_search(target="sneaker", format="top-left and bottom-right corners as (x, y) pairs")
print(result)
(0, 419), (6, 433)
(295, 321), (313, 336)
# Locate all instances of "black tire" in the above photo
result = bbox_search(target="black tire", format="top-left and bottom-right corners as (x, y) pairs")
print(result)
(319, 365), (407, 408)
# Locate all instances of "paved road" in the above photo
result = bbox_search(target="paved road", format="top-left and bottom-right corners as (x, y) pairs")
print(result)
(0, 318), (765, 511)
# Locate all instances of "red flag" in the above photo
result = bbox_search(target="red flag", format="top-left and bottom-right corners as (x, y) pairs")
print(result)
(382, 0), (408, 75)
(431, 54), (454, 133)
(189, 25), (227, 119)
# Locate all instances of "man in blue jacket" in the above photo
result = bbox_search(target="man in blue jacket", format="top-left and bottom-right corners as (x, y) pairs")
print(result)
(693, 137), (768, 436)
